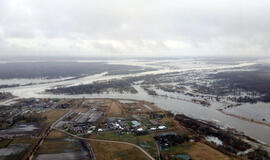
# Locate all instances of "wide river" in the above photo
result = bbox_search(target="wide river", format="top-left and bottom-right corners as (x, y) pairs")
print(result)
(1, 59), (270, 145)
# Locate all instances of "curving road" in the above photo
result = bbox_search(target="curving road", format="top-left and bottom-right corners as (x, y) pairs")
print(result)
(52, 127), (155, 160)
(27, 110), (73, 160)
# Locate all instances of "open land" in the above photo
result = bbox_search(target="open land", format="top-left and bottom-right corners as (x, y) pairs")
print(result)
(0, 98), (269, 160)
(1, 59), (270, 160)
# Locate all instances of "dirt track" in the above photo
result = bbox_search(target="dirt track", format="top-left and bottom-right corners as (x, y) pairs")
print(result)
(108, 100), (122, 115)
(53, 128), (155, 160)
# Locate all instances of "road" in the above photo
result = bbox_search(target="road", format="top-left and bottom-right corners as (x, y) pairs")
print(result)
(52, 127), (155, 160)
(26, 104), (155, 160)
(155, 142), (160, 160)
(27, 110), (72, 160)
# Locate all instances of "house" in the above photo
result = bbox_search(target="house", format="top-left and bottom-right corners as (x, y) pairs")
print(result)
(131, 120), (141, 127)
(158, 125), (166, 130)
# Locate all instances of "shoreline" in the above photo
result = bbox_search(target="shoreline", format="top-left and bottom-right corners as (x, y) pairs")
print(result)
(219, 109), (270, 128)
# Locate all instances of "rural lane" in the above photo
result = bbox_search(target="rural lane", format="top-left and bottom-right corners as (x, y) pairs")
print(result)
(53, 127), (156, 160)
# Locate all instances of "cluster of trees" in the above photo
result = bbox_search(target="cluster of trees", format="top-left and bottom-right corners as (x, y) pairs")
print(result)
(13, 113), (47, 123)
(175, 114), (251, 152)
(141, 85), (157, 95)
(0, 84), (20, 89)
(213, 71), (270, 101)
(0, 92), (13, 100)
(47, 79), (138, 94)
(154, 134), (189, 148)
(156, 84), (186, 94)
(176, 114), (269, 159)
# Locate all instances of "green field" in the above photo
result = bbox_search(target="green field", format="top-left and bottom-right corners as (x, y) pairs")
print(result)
(89, 141), (150, 160)
(92, 131), (157, 157)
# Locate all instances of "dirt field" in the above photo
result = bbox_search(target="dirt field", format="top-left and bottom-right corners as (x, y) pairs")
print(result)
(188, 142), (232, 160)
(74, 107), (89, 112)
(108, 100), (122, 116)
(88, 141), (150, 160)
(41, 109), (69, 125)
(36, 129), (88, 160)
(47, 130), (68, 139)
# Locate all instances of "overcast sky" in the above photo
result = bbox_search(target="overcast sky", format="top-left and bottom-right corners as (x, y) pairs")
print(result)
(0, 0), (269, 58)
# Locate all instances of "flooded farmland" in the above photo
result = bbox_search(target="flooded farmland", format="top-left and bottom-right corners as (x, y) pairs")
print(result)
(1, 58), (270, 146)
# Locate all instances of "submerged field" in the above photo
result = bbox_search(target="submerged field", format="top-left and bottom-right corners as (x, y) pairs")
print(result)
(35, 131), (89, 160)
(0, 58), (270, 159)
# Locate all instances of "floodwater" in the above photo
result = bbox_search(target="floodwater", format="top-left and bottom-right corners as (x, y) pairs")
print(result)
(1, 59), (270, 145)
(119, 100), (137, 103)
(0, 144), (29, 156)
(0, 123), (40, 135)
(35, 151), (89, 160)
(226, 103), (270, 123)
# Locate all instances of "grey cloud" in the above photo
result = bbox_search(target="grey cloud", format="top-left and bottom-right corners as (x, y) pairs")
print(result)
(0, 0), (270, 57)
